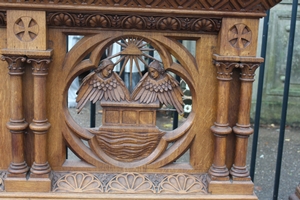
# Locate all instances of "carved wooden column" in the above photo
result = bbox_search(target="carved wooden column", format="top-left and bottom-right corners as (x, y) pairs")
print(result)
(208, 60), (238, 180)
(28, 58), (51, 177)
(230, 62), (260, 180)
(2, 55), (29, 177)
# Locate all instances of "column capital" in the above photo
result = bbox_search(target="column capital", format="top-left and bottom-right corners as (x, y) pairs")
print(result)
(213, 60), (240, 81)
(239, 62), (260, 81)
(1, 55), (26, 75)
(27, 58), (51, 75)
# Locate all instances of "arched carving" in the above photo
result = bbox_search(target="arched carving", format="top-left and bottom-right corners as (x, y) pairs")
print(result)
(62, 33), (197, 168)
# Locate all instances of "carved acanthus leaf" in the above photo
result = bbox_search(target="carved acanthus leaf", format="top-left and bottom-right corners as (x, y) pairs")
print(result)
(27, 58), (51, 75)
(1, 56), (26, 75)
(214, 61), (240, 81)
(239, 63), (260, 81)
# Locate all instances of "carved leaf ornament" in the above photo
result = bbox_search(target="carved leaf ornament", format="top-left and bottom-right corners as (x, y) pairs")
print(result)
(53, 172), (208, 194)
(53, 172), (104, 193)
(63, 34), (196, 168)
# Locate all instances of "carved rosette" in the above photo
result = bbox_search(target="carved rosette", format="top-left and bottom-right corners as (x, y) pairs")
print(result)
(52, 172), (208, 194)
(239, 63), (260, 81)
(27, 58), (51, 75)
(47, 12), (221, 33)
(1, 56), (26, 75)
(214, 61), (240, 81)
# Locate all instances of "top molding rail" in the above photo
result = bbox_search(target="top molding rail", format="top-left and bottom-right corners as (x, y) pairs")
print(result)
(0, 0), (281, 18)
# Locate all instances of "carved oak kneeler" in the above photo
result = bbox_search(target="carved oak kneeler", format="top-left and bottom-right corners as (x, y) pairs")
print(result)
(0, 0), (281, 199)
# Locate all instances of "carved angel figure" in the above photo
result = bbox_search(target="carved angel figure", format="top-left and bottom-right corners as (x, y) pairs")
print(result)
(131, 61), (184, 114)
(76, 59), (130, 113)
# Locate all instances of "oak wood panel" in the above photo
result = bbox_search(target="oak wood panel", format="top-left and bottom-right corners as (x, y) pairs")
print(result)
(190, 35), (217, 171)
(46, 29), (67, 168)
(0, 28), (11, 169)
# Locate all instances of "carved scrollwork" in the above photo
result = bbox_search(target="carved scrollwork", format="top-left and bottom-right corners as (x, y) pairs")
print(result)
(239, 63), (260, 81)
(53, 172), (104, 193)
(47, 12), (221, 33)
(214, 61), (240, 81)
(0, 171), (7, 192)
(157, 173), (207, 194)
(106, 173), (156, 193)
(1, 56), (26, 75)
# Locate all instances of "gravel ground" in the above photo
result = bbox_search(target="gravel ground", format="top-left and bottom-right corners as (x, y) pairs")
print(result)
(69, 105), (300, 200)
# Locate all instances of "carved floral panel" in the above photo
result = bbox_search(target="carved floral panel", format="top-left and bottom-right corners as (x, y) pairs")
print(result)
(52, 172), (208, 194)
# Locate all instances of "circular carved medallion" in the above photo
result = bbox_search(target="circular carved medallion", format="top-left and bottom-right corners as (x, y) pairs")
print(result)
(228, 23), (252, 49)
(13, 17), (39, 42)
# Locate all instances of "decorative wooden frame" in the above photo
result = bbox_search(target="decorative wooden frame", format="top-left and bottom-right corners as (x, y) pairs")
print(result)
(0, 0), (281, 199)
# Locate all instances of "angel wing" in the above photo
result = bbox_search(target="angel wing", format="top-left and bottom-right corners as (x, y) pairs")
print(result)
(131, 72), (184, 114)
(76, 72), (130, 113)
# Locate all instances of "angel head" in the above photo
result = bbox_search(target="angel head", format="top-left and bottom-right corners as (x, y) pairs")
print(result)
(95, 59), (115, 78)
(148, 61), (165, 80)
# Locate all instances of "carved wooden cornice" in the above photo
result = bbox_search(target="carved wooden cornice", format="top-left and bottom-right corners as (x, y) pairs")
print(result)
(0, 1), (282, 20)
(46, 12), (222, 33)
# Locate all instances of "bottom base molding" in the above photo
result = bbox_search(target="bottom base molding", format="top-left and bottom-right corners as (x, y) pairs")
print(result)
(4, 177), (51, 192)
(0, 192), (258, 200)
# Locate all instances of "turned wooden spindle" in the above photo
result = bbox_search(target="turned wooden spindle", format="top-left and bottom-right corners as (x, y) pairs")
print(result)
(1, 55), (29, 177)
(28, 58), (51, 177)
(230, 62), (259, 180)
(209, 61), (239, 180)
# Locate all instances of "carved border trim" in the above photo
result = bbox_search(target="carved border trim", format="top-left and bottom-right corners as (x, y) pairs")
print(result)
(0, 171), (7, 192)
(0, 0), (281, 13)
(52, 172), (208, 194)
(46, 12), (221, 33)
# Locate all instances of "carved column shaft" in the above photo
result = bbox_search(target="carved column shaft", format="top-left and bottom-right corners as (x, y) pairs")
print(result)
(209, 61), (238, 180)
(2, 56), (29, 177)
(230, 63), (259, 180)
(28, 58), (51, 177)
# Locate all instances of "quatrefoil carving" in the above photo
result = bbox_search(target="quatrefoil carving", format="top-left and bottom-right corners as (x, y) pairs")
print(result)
(13, 17), (39, 42)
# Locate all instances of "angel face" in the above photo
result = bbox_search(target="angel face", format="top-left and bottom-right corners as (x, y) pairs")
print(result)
(149, 67), (160, 79)
(101, 64), (114, 78)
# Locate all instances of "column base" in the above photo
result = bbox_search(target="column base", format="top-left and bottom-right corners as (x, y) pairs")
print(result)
(230, 164), (251, 181)
(208, 176), (255, 195)
(208, 164), (229, 181)
(7, 161), (29, 178)
(30, 162), (51, 176)
(4, 177), (51, 192)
